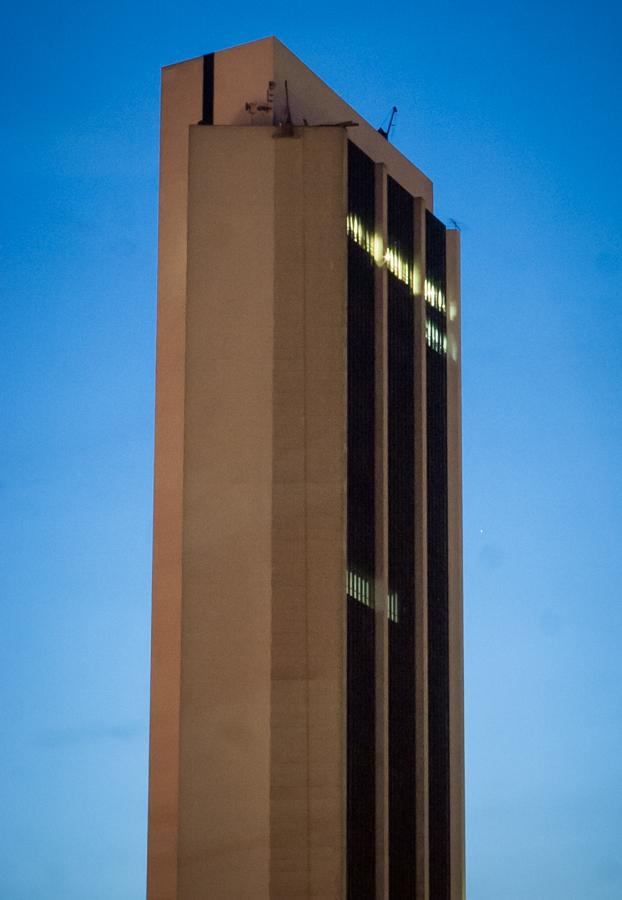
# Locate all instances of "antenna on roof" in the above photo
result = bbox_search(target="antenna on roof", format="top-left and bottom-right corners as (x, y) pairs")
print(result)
(282, 80), (295, 135)
(273, 80), (300, 138)
(378, 106), (398, 141)
(274, 80), (298, 138)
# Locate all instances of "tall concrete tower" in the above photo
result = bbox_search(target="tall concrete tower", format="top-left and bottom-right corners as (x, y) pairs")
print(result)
(147, 36), (464, 900)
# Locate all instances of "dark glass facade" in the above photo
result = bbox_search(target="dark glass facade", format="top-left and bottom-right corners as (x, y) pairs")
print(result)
(387, 177), (417, 899)
(346, 141), (376, 900)
(201, 53), (214, 125)
(346, 147), (453, 900)
(426, 210), (450, 900)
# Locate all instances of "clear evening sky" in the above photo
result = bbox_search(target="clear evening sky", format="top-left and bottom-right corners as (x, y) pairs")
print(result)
(1, 1), (621, 897)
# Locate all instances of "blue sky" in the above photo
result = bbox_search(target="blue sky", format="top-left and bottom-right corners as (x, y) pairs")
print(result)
(1, 1), (621, 897)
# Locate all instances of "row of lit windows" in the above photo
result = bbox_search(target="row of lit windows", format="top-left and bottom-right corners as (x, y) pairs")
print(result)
(388, 591), (399, 624)
(346, 213), (446, 354)
(347, 570), (400, 623)
(384, 246), (415, 290)
(426, 319), (447, 355)
(425, 278), (446, 313)
(346, 213), (383, 263)
(346, 213), (414, 288)
(348, 569), (373, 607)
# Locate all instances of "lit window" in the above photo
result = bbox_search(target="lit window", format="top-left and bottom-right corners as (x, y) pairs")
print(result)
(347, 569), (400, 621)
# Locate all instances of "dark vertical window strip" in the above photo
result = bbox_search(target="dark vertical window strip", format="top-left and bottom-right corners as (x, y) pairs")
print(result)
(387, 177), (417, 899)
(387, 176), (414, 263)
(201, 53), (214, 125)
(346, 141), (376, 900)
(426, 210), (450, 900)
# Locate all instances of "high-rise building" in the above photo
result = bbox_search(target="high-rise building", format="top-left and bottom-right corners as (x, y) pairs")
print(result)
(147, 36), (464, 900)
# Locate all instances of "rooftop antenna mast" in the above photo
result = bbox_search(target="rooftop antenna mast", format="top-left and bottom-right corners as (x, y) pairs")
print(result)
(378, 105), (398, 141)
(281, 79), (295, 136)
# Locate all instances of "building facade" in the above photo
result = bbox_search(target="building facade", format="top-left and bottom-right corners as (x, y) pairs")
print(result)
(147, 37), (464, 900)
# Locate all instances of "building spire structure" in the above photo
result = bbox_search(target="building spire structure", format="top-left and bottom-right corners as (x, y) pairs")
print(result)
(147, 36), (464, 900)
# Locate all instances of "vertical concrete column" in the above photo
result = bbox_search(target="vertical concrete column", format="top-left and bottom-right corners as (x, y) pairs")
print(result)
(445, 230), (465, 900)
(271, 133), (309, 900)
(413, 198), (430, 900)
(178, 126), (275, 900)
(373, 163), (389, 900)
(147, 57), (203, 900)
(271, 127), (348, 900)
(301, 129), (348, 900)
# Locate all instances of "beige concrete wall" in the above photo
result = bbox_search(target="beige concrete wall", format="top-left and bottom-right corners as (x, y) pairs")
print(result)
(150, 120), (349, 900)
(299, 130), (348, 900)
(446, 229), (465, 900)
(270, 128), (348, 900)
(177, 126), (276, 900)
(214, 38), (275, 126)
(270, 132), (308, 900)
(147, 55), (203, 900)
